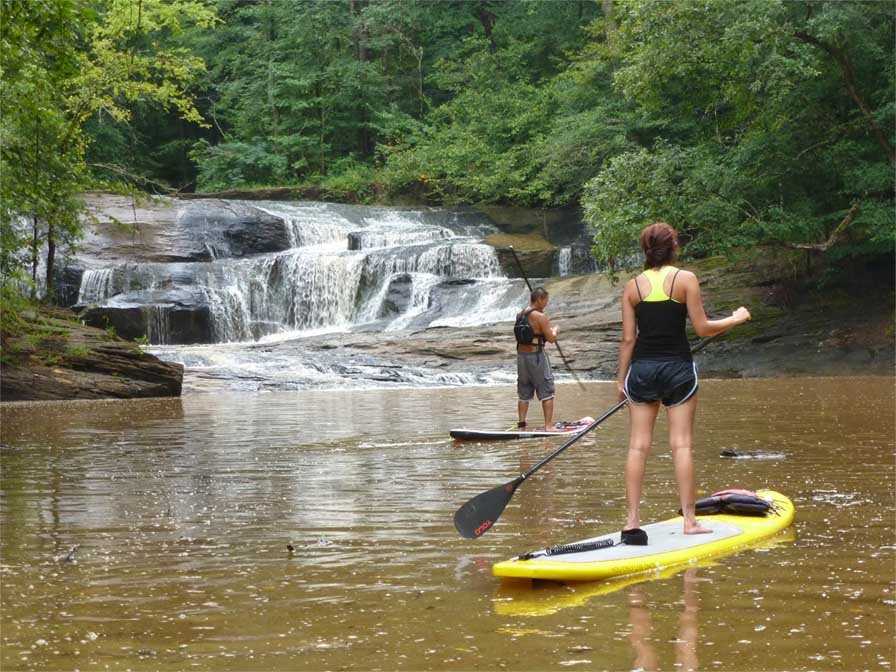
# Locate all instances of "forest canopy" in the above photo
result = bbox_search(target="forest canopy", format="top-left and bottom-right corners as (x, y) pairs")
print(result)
(1, 0), (893, 300)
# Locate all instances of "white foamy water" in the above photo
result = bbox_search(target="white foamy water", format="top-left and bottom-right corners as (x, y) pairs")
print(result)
(192, 202), (508, 342)
(77, 268), (115, 303)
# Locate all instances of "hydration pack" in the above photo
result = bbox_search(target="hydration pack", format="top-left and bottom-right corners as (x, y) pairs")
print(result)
(514, 309), (540, 346)
(684, 489), (775, 517)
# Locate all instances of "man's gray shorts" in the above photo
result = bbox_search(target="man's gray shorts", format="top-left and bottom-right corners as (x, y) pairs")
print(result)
(517, 350), (555, 402)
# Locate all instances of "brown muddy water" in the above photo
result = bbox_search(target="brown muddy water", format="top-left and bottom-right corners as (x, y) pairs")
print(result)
(1, 377), (893, 671)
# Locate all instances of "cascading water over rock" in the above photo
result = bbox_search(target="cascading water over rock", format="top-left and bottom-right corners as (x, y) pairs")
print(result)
(72, 200), (527, 345)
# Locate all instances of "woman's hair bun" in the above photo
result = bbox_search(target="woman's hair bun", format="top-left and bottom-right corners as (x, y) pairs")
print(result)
(640, 222), (678, 269)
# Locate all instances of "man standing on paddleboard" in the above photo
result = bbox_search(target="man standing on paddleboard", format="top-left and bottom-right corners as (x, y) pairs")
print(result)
(515, 287), (560, 431)
(617, 222), (752, 539)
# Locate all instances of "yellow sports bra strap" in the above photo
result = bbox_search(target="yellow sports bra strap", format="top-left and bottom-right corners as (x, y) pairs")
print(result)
(642, 267), (674, 302)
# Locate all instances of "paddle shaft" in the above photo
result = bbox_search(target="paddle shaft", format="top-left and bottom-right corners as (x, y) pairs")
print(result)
(508, 245), (585, 391)
(452, 332), (723, 538)
(519, 400), (626, 483)
(515, 334), (718, 484)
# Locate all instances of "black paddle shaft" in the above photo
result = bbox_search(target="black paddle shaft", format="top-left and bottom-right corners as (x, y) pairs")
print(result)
(508, 246), (585, 391)
(454, 400), (626, 539)
(453, 333), (722, 539)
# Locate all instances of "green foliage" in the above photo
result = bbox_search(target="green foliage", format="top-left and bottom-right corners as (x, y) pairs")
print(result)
(581, 0), (895, 271)
(0, 280), (33, 337)
(317, 159), (377, 202)
(191, 139), (290, 191)
(2, 0), (892, 287)
(65, 345), (90, 359)
(1, 0), (216, 305)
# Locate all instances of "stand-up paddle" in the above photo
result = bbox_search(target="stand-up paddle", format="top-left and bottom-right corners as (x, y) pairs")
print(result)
(508, 245), (586, 392)
(454, 400), (626, 539)
(453, 334), (720, 539)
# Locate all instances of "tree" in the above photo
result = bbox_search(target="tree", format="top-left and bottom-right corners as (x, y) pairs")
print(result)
(0, 0), (216, 299)
(580, 0), (895, 269)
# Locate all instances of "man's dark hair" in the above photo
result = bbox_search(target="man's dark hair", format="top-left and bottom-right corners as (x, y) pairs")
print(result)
(530, 287), (549, 303)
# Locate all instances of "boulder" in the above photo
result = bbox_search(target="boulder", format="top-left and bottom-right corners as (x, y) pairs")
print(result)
(77, 193), (292, 265)
(79, 288), (215, 345)
(475, 205), (583, 243)
(1, 307), (183, 401)
(379, 273), (414, 317)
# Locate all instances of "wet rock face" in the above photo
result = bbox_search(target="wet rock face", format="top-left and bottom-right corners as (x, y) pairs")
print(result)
(77, 194), (293, 265)
(0, 308), (183, 401)
(66, 195), (294, 344)
(61, 195), (598, 349)
(380, 273), (414, 317)
(177, 201), (291, 258)
(80, 301), (214, 344)
(494, 247), (556, 279)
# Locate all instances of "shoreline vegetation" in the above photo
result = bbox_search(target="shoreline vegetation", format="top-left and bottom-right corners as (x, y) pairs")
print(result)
(0, 306), (182, 402)
(1, 1), (892, 400)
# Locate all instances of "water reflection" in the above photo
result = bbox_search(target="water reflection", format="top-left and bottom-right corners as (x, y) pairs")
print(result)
(628, 569), (700, 672)
(1, 378), (893, 671)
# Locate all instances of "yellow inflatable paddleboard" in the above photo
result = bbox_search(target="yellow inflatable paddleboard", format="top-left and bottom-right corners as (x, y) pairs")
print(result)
(494, 527), (796, 616)
(493, 490), (794, 582)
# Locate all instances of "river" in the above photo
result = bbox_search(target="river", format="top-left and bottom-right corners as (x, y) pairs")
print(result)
(1, 377), (893, 671)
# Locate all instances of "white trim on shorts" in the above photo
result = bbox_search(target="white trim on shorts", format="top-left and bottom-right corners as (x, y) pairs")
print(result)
(622, 366), (638, 404)
(667, 362), (699, 407)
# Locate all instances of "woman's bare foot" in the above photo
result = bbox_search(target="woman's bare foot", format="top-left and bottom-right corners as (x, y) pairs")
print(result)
(683, 521), (713, 535)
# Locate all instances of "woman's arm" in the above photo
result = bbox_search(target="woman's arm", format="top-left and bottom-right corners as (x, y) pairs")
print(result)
(680, 271), (751, 337)
(617, 280), (638, 400)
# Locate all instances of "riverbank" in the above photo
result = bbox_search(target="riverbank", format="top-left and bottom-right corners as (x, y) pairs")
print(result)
(0, 307), (183, 401)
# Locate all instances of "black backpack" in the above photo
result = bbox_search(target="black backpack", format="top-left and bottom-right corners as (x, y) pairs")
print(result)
(514, 309), (538, 346)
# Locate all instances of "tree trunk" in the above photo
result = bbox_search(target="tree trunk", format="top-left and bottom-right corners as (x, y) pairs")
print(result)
(352, 0), (371, 157)
(601, 0), (616, 32)
(45, 221), (56, 301)
(267, 5), (279, 154)
(30, 216), (39, 298)
(795, 31), (895, 163)
(783, 202), (860, 252)
(475, 1), (497, 53)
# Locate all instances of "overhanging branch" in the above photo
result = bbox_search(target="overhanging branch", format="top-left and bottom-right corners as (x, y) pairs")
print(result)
(783, 203), (860, 252)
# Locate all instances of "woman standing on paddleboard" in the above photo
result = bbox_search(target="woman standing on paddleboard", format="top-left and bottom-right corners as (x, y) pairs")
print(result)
(617, 222), (751, 539)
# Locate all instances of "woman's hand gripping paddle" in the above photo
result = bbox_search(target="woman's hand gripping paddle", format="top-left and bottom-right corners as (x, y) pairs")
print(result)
(452, 334), (721, 539)
(453, 400), (627, 539)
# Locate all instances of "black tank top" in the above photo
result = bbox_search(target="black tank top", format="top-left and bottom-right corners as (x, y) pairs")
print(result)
(632, 267), (692, 362)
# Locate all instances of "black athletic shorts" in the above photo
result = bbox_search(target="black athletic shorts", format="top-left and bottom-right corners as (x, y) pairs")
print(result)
(624, 359), (698, 407)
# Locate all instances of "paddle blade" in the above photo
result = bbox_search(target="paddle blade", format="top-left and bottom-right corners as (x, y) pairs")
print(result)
(454, 478), (522, 539)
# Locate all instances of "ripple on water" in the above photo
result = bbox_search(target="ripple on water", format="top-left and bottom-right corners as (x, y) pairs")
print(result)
(1, 378), (893, 671)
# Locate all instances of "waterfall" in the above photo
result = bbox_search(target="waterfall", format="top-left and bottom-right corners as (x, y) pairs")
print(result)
(78, 269), (115, 303)
(201, 240), (503, 341)
(144, 305), (171, 345)
(202, 245), (367, 342)
(75, 201), (527, 345)
(189, 202), (509, 342)
(558, 247), (572, 277)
